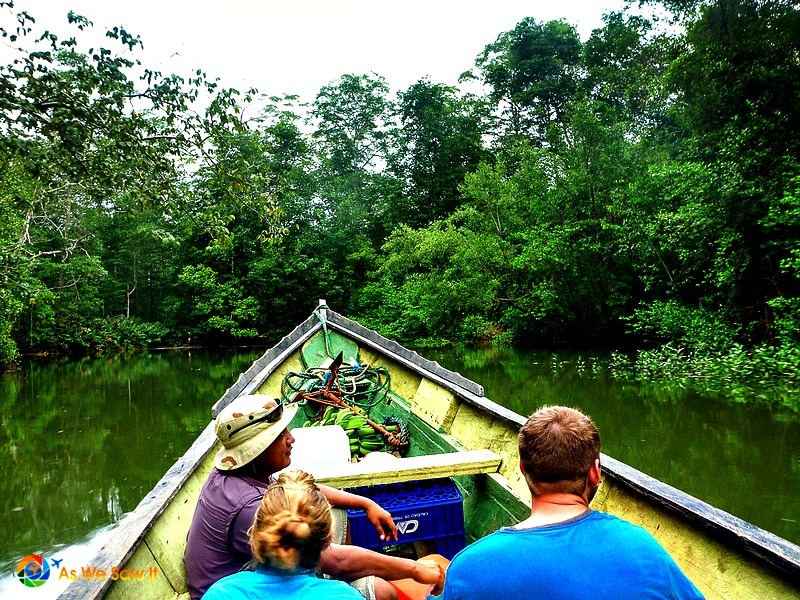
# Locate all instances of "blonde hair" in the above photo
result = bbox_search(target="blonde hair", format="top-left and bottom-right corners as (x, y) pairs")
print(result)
(249, 470), (332, 571)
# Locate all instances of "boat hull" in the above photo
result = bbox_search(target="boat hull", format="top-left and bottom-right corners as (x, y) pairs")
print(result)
(59, 306), (800, 600)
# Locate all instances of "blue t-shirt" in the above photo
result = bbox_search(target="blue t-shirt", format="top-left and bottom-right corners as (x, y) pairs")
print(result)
(202, 565), (363, 600)
(435, 510), (704, 599)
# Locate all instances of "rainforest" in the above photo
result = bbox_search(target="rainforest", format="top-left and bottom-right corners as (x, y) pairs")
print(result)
(1, 0), (798, 406)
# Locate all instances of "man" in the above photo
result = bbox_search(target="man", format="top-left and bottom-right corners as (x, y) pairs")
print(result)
(435, 405), (704, 599)
(184, 394), (444, 600)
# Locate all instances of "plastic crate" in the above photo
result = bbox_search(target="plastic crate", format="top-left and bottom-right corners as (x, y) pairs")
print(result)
(346, 478), (466, 559)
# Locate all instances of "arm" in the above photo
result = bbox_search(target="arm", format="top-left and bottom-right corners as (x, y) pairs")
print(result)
(320, 543), (445, 595)
(319, 484), (398, 542)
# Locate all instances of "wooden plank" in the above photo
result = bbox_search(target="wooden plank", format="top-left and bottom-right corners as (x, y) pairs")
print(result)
(312, 449), (501, 488)
(411, 378), (459, 433)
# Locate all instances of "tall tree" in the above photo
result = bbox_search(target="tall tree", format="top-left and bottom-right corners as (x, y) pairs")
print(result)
(663, 0), (800, 342)
(312, 73), (394, 177)
(256, 96), (316, 229)
(583, 12), (678, 131)
(467, 17), (582, 145)
(0, 4), (261, 361)
(388, 79), (487, 229)
(310, 73), (398, 244)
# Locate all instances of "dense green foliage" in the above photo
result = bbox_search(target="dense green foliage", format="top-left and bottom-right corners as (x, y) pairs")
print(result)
(1, 1), (798, 399)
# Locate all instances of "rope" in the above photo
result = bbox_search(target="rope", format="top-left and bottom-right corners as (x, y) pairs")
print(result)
(281, 364), (391, 413)
(286, 304), (391, 416)
(312, 304), (334, 359)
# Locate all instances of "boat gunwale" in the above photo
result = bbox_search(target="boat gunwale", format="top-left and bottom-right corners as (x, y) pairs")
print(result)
(211, 314), (321, 417)
(599, 453), (800, 581)
(56, 423), (219, 600)
(325, 311), (523, 429)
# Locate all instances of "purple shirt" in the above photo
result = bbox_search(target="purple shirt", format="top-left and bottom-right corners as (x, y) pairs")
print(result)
(184, 468), (275, 600)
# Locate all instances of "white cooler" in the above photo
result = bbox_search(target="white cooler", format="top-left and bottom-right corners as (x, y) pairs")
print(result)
(280, 425), (351, 474)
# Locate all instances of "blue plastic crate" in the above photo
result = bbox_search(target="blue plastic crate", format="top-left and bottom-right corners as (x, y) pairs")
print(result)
(346, 478), (466, 559)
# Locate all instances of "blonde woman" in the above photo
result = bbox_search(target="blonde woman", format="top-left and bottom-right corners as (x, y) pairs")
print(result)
(203, 469), (362, 599)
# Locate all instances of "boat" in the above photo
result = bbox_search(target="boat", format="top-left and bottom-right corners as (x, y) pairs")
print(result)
(58, 301), (800, 599)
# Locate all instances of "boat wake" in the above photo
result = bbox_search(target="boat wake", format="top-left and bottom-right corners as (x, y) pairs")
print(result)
(1, 524), (117, 599)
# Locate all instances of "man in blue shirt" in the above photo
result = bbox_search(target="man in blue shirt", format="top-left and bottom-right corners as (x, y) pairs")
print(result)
(434, 405), (704, 599)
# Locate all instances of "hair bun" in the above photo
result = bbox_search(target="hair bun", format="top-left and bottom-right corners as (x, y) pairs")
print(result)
(250, 469), (332, 571)
(285, 517), (312, 541)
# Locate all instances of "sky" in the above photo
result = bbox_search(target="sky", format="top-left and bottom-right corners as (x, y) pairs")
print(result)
(7, 0), (630, 102)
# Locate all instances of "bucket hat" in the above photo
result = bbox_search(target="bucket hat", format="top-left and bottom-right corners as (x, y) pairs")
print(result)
(214, 394), (297, 470)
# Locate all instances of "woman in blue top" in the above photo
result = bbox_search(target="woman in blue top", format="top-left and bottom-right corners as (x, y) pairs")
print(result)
(203, 469), (363, 600)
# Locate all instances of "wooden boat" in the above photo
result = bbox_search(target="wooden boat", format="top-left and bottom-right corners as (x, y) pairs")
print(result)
(59, 302), (800, 599)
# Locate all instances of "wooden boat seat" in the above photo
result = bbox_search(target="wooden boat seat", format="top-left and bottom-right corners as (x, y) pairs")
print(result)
(312, 448), (502, 488)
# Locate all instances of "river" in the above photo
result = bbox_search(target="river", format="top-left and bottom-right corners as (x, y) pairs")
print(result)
(1, 346), (798, 596)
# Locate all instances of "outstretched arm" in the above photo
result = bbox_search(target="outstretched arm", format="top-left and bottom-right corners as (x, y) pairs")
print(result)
(320, 544), (445, 595)
(319, 484), (398, 542)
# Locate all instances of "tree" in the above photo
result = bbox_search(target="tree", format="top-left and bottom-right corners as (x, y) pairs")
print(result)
(0, 159), (30, 364)
(467, 18), (582, 145)
(583, 12), (678, 130)
(310, 73), (398, 244)
(662, 0), (800, 342)
(355, 222), (503, 344)
(457, 133), (638, 345)
(388, 79), (487, 229)
(312, 73), (394, 177)
(0, 4), (266, 362)
(762, 173), (800, 346)
(174, 264), (258, 341)
(257, 97), (316, 229)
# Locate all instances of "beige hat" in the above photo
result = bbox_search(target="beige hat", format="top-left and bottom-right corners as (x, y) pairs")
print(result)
(214, 394), (298, 471)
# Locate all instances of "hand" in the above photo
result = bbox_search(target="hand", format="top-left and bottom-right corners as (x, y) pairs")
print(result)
(414, 559), (446, 596)
(364, 499), (398, 542)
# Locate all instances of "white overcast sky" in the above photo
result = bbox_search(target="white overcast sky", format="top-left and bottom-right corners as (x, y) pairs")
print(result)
(8, 1), (630, 102)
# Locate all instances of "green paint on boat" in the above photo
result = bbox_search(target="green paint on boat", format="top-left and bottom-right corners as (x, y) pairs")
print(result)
(301, 329), (359, 369)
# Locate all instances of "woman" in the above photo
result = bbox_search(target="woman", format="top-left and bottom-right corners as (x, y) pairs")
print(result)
(203, 469), (363, 599)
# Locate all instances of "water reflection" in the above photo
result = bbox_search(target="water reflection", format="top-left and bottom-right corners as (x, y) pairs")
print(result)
(0, 349), (263, 577)
(419, 345), (800, 546)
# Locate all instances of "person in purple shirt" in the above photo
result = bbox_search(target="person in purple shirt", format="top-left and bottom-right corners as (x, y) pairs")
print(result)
(202, 469), (363, 600)
(184, 394), (444, 600)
